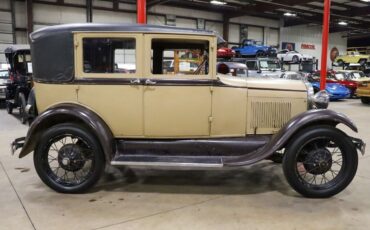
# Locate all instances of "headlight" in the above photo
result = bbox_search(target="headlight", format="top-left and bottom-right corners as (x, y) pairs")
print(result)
(305, 82), (315, 109)
(313, 90), (330, 109)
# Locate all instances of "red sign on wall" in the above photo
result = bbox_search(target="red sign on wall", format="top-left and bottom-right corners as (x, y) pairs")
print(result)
(301, 43), (316, 50)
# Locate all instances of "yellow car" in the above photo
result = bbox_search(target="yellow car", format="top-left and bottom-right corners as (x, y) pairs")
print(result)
(335, 51), (369, 66)
(357, 78), (370, 104)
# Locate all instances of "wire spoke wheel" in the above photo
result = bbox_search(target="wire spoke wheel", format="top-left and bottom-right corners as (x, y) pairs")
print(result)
(283, 126), (358, 198)
(44, 134), (94, 187)
(34, 123), (105, 193)
(295, 137), (343, 188)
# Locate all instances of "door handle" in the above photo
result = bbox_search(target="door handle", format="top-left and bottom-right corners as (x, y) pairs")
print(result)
(130, 79), (141, 84)
(145, 79), (156, 85)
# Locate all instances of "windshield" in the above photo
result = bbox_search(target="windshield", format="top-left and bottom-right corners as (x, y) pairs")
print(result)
(335, 73), (345, 80)
(232, 68), (248, 77)
(0, 70), (9, 79)
(259, 60), (281, 70)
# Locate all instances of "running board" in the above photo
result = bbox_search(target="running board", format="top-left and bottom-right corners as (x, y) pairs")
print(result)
(111, 155), (223, 168)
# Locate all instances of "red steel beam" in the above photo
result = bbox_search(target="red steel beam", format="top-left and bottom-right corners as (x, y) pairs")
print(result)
(137, 0), (147, 24)
(320, 0), (331, 90)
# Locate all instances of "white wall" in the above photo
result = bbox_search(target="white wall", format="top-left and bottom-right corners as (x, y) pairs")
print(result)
(7, 0), (282, 59)
(280, 25), (347, 68)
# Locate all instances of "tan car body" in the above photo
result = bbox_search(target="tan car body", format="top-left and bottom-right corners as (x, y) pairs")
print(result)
(12, 24), (366, 197)
(34, 32), (308, 139)
(357, 78), (370, 103)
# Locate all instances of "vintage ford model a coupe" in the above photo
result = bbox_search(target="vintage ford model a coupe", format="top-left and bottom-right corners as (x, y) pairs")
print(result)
(12, 24), (365, 198)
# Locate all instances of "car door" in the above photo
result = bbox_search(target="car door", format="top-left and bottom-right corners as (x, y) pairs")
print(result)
(246, 61), (258, 77)
(74, 33), (144, 137)
(142, 34), (213, 138)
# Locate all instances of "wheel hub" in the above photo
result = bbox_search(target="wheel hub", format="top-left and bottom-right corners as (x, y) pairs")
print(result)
(304, 149), (332, 175)
(58, 144), (85, 172)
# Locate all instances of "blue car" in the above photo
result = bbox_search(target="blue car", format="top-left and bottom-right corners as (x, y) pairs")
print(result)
(311, 82), (350, 100)
(232, 39), (277, 57)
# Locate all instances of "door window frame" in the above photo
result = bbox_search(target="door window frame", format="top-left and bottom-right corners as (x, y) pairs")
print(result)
(143, 34), (216, 79)
(74, 32), (143, 79)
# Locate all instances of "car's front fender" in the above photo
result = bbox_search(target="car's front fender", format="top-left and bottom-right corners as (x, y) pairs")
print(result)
(224, 109), (358, 166)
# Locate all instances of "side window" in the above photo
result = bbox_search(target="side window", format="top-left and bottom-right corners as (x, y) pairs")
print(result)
(83, 38), (136, 74)
(151, 39), (209, 76)
(246, 61), (257, 70)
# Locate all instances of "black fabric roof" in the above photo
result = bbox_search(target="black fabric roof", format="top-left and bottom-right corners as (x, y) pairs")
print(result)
(30, 23), (224, 43)
(4, 45), (30, 54)
(30, 23), (224, 83)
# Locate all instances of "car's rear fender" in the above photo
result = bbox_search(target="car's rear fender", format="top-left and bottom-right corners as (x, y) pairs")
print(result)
(224, 109), (359, 166)
(17, 103), (115, 162)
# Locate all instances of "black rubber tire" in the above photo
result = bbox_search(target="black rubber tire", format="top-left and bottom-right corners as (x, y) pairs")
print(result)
(283, 126), (358, 198)
(337, 59), (344, 66)
(6, 102), (13, 114)
(292, 55), (300, 63)
(235, 51), (241, 58)
(18, 93), (27, 124)
(34, 123), (105, 193)
(359, 59), (367, 66)
(256, 51), (265, 57)
(361, 97), (370, 104)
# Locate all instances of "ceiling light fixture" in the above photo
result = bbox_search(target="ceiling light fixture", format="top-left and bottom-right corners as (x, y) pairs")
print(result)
(284, 12), (297, 17)
(210, 0), (227, 5)
(360, 0), (370, 2)
(338, 21), (348, 26)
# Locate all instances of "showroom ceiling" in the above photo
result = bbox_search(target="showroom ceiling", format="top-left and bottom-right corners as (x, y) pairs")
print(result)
(139, 0), (370, 37)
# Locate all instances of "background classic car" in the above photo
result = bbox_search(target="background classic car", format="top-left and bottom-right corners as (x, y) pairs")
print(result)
(11, 24), (364, 199)
(232, 39), (277, 57)
(335, 51), (369, 66)
(277, 49), (313, 63)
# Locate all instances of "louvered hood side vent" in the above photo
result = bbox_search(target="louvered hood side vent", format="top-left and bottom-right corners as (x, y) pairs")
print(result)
(250, 101), (292, 130)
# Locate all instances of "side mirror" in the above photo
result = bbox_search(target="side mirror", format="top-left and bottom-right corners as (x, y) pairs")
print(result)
(257, 70), (262, 74)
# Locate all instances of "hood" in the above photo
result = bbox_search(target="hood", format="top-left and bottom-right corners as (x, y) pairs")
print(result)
(260, 70), (283, 78)
(218, 75), (307, 91)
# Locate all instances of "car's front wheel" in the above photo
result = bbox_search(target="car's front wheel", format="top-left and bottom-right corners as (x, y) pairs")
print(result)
(283, 126), (358, 198)
(34, 123), (105, 193)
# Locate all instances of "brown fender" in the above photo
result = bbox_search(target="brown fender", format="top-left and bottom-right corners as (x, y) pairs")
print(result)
(223, 109), (358, 166)
(18, 103), (115, 161)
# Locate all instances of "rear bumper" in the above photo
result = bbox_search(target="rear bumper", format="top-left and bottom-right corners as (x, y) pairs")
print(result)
(11, 137), (25, 156)
(352, 137), (366, 155)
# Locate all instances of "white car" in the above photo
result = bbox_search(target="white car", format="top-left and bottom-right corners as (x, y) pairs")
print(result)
(277, 49), (313, 63)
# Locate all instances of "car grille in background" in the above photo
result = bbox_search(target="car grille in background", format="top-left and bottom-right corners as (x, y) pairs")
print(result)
(250, 101), (292, 129)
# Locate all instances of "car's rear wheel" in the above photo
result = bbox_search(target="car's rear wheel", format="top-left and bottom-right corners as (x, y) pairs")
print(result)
(361, 97), (370, 104)
(283, 126), (358, 198)
(359, 59), (367, 66)
(292, 55), (300, 63)
(34, 123), (105, 193)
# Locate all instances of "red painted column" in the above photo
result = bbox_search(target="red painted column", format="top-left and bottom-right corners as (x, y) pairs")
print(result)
(320, 0), (331, 90)
(137, 0), (147, 24)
